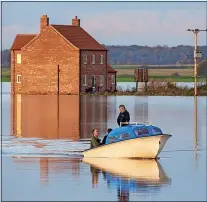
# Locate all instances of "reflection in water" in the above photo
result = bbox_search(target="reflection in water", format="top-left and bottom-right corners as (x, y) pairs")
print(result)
(12, 157), (81, 184)
(90, 166), (101, 188)
(40, 158), (49, 184)
(11, 95), (149, 140)
(83, 158), (171, 201)
(11, 94), (109, 140)
(194, 96), (198, 168)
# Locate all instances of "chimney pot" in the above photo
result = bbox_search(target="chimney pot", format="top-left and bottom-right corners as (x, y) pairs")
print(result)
(72, 16), (80, 26)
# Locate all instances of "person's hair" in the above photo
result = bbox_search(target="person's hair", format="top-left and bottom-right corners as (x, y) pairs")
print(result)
(92, 128), (97, 134)
(107, 128), (113, 133)
(119, 105), (125, 109)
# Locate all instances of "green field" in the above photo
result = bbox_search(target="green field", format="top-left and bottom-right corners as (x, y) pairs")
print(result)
(116, 75), (206, 82)
(1, 66), (206, 83)
(112, 64), (194, 69)
(1, 68), (10, 82)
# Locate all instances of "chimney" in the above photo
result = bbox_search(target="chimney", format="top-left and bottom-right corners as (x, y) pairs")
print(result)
(72, 16), (80, 26)
(40, 15), (49, 32)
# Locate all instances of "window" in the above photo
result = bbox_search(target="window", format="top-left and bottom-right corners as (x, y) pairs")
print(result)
(92, 75), (95, 88)
(108, 136), (119, 144)
(92, 54), (95, 64)
(17, 75), (21, 83)
(134, 128), (149, 136)
(100, 75), (104, 86)
(152, 127), (163, 135)
(100, 55), (104, 64)
(120, 133), (130, 140)
(83, 75), (87, 86)
(111, 75), (115, 84)
(17, 54), (21, 64)
(83, 54), (87, 64)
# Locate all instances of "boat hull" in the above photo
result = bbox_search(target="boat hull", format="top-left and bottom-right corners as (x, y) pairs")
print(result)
(82, 134), (171, 158)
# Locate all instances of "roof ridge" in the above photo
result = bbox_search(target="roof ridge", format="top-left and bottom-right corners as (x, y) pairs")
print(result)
(79, 27), (107, 50)
(51, 24), (74, 27)
(50, 25), (78, 50)
(51, 24), (106, 50)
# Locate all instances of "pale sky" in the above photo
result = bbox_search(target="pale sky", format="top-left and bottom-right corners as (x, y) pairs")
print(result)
(2, 1), (207, 49)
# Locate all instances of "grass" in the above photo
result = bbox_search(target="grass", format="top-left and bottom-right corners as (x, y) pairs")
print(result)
(116, 75), (207, 82)
(82, 83), (207, 96)
(116, 68), (193, 77)
(112, 64), (194, 69)
(1, 67), (206, 83)
(1, 68), (10, 82)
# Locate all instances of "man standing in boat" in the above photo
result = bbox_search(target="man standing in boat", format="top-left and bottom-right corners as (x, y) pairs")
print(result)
(117, 105), (130, 127)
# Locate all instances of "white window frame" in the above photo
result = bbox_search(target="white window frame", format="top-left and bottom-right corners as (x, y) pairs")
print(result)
(17, 54), (22, 64)
(83, 75), (87, 86)
(17, 74), (21, 83)
(111, 75), (115, 84)
(83, 54), (87, 64)
(100, 75), (104, 86)
(92, 54), (95, 64)
(100, 55), (104, 64)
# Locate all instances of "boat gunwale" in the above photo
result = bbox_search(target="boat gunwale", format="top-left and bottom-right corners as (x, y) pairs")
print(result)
(83, 133), (172, 153)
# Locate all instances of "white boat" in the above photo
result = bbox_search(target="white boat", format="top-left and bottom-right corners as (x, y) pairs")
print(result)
(82, 122), (171, 159)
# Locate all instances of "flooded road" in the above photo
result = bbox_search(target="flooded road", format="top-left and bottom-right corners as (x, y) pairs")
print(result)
(1, 86), (206, 201)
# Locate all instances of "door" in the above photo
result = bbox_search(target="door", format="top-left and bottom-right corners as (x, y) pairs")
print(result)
(92, 76), (95, 88)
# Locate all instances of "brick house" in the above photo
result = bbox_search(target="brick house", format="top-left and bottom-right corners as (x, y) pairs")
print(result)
(10, 15), (117, 95)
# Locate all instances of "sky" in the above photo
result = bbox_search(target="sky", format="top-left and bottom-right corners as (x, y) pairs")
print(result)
(2, 1), (207, 49)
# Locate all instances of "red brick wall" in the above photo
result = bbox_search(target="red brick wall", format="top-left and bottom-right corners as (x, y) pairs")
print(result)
(80, 50), (107, 93)
(11, 50), (22, 94)
(107, 73), (116, 91)
(13, 26), (80, 94)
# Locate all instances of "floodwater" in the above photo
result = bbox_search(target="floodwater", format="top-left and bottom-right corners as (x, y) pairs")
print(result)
(1, 83), (207, 201)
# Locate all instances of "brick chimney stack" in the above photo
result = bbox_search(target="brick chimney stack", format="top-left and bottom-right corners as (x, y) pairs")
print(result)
(72, 16), (80, 26)
(40, 15), (49, 32)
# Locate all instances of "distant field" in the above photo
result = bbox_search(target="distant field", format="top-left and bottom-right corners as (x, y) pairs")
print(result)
(1, 68), (10, 82)
(112, 64), (194, 69)
(116, 75), (206, 82)
(1, 67), (205, 83)
(116, 68), (194, 77)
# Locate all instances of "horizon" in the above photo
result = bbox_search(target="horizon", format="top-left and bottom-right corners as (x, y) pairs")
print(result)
(2, 1), (207, 49)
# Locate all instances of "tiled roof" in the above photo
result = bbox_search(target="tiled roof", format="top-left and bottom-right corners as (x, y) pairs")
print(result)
(107, 64), (117, 73)
(10, 34), (37, 50)
(51, 25), (107, 50)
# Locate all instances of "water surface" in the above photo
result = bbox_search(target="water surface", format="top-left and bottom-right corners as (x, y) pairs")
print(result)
(2, 83), (206, 201)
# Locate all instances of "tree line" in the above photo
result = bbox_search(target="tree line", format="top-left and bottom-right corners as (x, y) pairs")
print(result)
(1, 45), (207, 67)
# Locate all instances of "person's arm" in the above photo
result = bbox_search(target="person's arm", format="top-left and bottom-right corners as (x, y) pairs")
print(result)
(117, 114), (121, 126)
(125, 111), (130, 122)
(102, 136), (107, 145)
